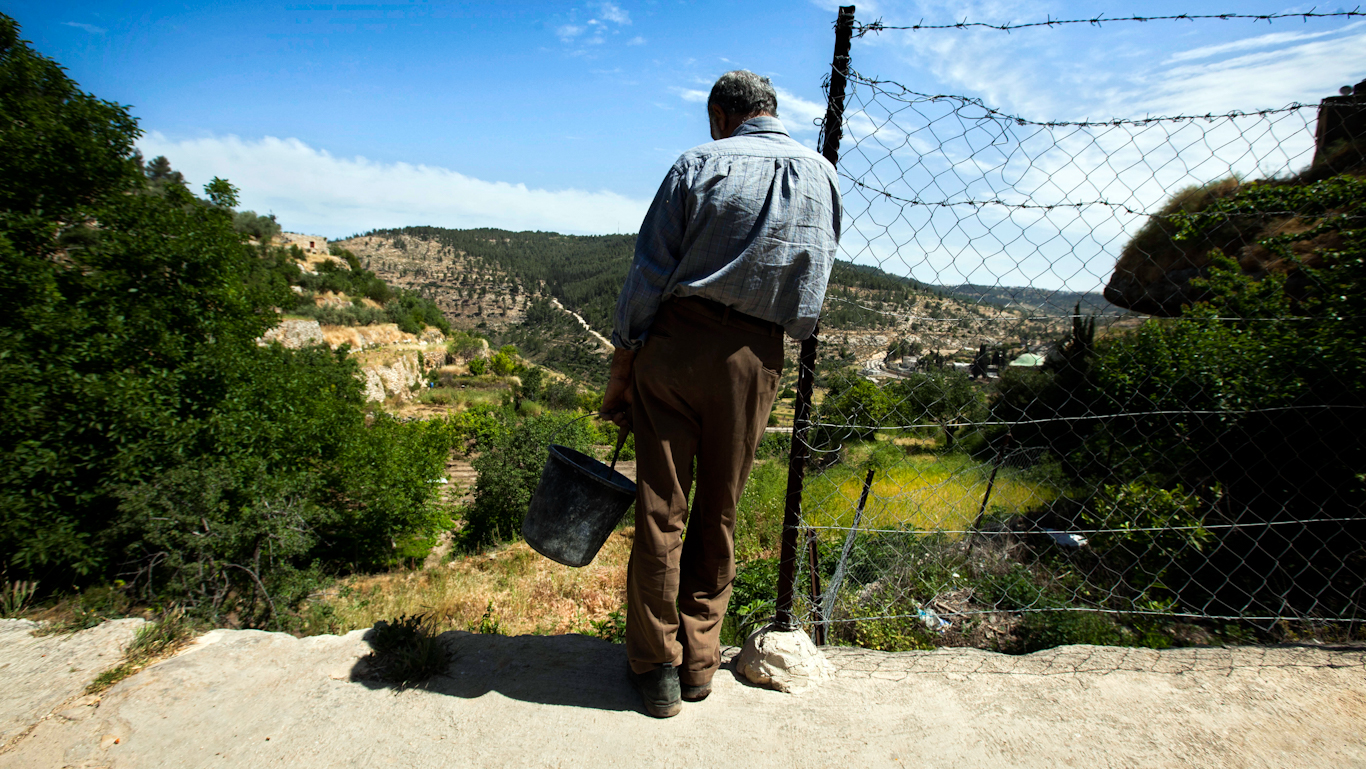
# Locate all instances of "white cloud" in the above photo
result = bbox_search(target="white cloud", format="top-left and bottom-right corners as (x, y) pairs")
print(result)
(774, 87), (826, 134)
(627, 36), (646, 45)
(556, 24), (584, 42)
(1164, 23), (1362, 64)
(1140, 31), (1366, 115)
(596, 2), (631, 25)
(676, 85), (827, 135)
(138, 132), (649, 237)
(62, 21), (106, 34)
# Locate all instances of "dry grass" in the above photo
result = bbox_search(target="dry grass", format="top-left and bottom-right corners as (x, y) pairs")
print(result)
(320, 528), (633, 637)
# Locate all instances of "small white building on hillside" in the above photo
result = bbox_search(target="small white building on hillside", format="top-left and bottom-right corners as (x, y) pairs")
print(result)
(279, 232), (329, 254)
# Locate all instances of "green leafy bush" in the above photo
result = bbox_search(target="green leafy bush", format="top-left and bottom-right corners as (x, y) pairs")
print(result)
(464, 412), (597, 546)
(0, 19), (456, 624)
(447, 329), (487, 360)
(1081, 482), (1214, 598)
(232, 210), (281, 242)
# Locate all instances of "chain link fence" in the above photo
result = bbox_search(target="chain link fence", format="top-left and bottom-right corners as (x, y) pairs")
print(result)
(786, 11), (1366, 649)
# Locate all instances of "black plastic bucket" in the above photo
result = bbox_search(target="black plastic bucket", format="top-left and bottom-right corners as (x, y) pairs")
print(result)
(523, 444), (636, 567)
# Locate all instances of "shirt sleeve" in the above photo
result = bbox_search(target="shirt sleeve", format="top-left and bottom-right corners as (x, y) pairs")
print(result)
(611, 161), (689, 350)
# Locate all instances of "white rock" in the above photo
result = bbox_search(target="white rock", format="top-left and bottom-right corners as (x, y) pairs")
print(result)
(735, 624), (834, 693)
(258, 318), (324, 349)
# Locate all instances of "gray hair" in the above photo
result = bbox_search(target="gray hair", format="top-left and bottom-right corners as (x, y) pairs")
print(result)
(708, 70), (779, 119)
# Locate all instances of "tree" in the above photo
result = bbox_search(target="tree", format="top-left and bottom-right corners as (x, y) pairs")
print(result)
(0, 16), (453, 621)
(465, 413), (595, 546)
(233, 210), (282, 243)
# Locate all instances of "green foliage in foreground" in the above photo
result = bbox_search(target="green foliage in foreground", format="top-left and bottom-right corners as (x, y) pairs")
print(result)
(465, 412), (599, 547)
(0, 18), (455, 624)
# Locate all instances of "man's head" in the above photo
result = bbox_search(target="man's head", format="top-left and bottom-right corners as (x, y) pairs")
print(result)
(708, 70), (778, 140)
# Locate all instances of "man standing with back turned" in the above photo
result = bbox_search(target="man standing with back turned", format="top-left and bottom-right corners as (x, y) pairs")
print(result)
(601, 70), (842, 718)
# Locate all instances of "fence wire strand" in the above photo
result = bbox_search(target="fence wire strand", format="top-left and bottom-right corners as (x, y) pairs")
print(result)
(854, 10), (1366, 36)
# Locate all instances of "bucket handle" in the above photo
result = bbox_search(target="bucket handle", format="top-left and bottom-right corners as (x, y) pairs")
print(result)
(549, 412), (631, 470)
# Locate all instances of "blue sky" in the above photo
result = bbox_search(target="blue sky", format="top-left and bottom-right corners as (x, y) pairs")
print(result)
(9, 2), (1366, 289)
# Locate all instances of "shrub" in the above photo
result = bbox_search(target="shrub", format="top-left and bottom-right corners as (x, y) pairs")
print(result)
(489, 350), (517, 376)
(232, 210), (281, 242)
(1080, 482), (1214, 601)
(464, 412), (597, 546)
(518, 365), (545, 401)
(541, 379), (581, 410)
(446, 329), (486, 361)
(362, 613), (448, 689)
(1010, 611), (1127, 653)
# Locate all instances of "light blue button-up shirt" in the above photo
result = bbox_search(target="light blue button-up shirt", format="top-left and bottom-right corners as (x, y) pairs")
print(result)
(611, 116), (842, 350)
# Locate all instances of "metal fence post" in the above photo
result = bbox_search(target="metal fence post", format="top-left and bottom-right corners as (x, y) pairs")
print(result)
(773, 4), (855, 634)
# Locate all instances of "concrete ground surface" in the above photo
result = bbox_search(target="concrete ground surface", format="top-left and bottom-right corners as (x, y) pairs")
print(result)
(1, 619), (1363, 768)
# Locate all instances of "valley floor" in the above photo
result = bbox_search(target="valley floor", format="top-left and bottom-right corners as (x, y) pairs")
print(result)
(2, 618), (1363, 768)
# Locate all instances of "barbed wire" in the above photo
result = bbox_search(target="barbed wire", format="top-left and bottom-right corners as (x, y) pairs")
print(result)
(842, 69), (1318, 126)
(853, 9), (1366, 36)
(842, 175), (1366, 220)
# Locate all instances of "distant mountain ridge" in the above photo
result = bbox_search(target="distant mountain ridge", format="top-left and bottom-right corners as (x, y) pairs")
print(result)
(338, 226), (1083, 384)
(945, 284), (1120, 318)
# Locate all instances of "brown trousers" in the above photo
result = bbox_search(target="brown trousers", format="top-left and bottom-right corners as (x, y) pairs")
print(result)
(625, 298), (783, 687)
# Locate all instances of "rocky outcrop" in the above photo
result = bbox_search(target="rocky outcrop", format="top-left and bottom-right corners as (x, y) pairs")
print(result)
(262, 320), (448, 402)
(320, 323), (444, 351)
(1106, 139), (1364, 316)
(259, 319), (325, 349)
(361, 353), (424, 403)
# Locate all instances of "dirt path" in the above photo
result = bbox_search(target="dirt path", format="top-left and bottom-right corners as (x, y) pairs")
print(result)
(548, 297), (614, 354)
(2, 619), (1363, 768)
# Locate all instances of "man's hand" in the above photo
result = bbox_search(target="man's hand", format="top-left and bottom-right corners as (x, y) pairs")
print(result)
(600, 347), (637, 430)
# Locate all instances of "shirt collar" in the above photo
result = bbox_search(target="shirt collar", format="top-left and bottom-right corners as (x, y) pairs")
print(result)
(731, 116), (789, 137)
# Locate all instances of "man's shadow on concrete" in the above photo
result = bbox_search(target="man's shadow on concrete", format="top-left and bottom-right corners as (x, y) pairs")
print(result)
(351, 629), (742, 715)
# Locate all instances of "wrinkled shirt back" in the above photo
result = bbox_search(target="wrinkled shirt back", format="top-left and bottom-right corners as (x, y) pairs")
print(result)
(612, 116), (842, 349)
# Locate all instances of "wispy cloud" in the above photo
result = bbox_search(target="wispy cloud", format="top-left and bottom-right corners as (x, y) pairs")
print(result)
(138, 132), (649, 237)
(595, 1), (631, 26)
(1140, 30), (1366, 115)
(674, 84), (827, 135)
(556, 24), (584, 42)
(774, 87), (826, 134)
(62, 21), (106, 35)
(1164, 24), (1362, 64)
(627, 36), (646, 46)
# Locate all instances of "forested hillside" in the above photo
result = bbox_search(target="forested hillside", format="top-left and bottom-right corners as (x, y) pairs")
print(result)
(946, 284), (1120, 318)
(340, 227), (1094, 386)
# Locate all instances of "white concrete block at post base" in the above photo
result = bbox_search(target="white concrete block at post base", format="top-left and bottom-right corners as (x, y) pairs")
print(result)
(735, 623), (834, 693)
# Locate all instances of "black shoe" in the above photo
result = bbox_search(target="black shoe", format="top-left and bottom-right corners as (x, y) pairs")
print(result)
(628, 663), (682, 718)
(681, 681), (712, 702)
